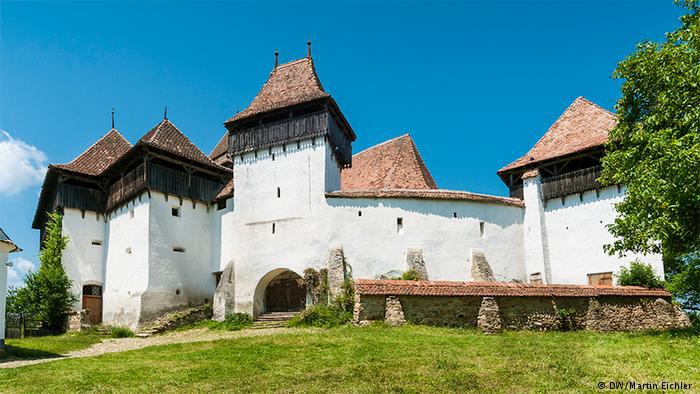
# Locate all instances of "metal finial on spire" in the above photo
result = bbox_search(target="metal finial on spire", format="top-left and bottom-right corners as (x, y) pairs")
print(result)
(274, 49), (279, 68)
(164, 106), (168, 120)
(307, 40), (311, 58)
(111, 108), (115, 129)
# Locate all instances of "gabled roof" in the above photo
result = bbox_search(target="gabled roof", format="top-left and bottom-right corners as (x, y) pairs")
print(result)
(225, 57), (330, 124)
(341, 134), (437, 191)
(139, 119), (228, 172)
(355, 279), (671, 298)
(498, 97), (616, 174)
(209, 132), (229, 162)
(54, 129), (131, 176)
(0, 227), (21, 253)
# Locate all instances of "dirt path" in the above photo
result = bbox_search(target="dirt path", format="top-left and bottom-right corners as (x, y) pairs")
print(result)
(0, 327), (307, 369)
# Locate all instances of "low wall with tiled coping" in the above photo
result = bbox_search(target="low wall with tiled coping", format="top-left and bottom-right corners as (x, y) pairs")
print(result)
(353, 280), (690, 332)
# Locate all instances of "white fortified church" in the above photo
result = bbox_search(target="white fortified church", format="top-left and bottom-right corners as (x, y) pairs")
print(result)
(33, 47), (661, 329)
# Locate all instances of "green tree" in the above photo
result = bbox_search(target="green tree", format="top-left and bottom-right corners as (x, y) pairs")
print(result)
(10, 212), (77, 331)
(600, 1), (700, 308)
(617, 261), (665, 289)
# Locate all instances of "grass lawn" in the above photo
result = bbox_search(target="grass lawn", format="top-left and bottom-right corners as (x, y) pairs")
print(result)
(1, 325), (699, 393)
(1, 332), (101, 360)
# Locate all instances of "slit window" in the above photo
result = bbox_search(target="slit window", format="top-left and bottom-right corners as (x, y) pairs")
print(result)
(173, 246), (186, 253)
(272, 223), (276, 234)
(397, 218), (404, 234)
(277, 187), (281, 198)
(172, 207), (180, 217)
(358, 211), (362, 217)
(479, 221), (485, 237)
(91, 240), (103, 246)
(129, 210), (134, 219)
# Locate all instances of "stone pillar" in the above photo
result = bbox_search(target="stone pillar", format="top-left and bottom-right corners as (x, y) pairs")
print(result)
(327, 244), (347, 297)
(522, 171), (552, 284)
(385, 296), (405, 326)
(66, 310), (91, 332)
(477, 297), (501, 333)
(406, 248), (429, 280)
(213, 262), (235, 321)
(470, 248), (495, 282)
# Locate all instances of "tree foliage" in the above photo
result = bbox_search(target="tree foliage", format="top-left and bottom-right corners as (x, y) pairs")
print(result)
(8, 212), (77, 331)
(600, 1), (700, 307)
(616, 261), (665, 289)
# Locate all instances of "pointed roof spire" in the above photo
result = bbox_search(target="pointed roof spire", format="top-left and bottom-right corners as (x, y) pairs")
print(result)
(307, 39), (312, 58)
(274, 49), (279, 68)
(498, 97), (617, 175)
(54, 129), (132, 176)
(111, 108), (115, 129)
(164, 106), (168, 120)
(139, 119), (227, 171)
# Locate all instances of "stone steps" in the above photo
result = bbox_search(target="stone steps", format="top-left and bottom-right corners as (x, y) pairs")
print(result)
(252, 312), (298, 329)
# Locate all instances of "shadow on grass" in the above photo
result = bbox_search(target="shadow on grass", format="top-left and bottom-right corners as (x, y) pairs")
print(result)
(0, 345), (64, 362)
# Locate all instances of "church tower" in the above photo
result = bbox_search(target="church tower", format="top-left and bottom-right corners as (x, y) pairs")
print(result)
(223, 45), (355, 222)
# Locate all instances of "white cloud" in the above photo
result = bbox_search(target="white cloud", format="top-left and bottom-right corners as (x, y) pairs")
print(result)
(7, 257), (36, 288)
(0, 130), (47, 196)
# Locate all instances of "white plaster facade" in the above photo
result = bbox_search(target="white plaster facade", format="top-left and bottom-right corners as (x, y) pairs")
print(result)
(52, 135), (663, 328)
(0, 231), (20, 348)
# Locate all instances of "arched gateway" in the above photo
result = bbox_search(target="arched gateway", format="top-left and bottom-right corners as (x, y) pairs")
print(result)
(253, 269), (306, 317)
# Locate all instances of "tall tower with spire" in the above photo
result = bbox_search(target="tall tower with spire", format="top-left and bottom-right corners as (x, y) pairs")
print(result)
(223, 46), (355, 221)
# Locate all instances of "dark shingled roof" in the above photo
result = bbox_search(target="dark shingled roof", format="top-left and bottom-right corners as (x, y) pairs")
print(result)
(355, 279), (671, 298)
(214, 179), (234, 200)
(0, 227), (21, 253)
(210, 132), (229, 162)
(225, 57), (329, 124)
(139, 119), (228, 172)
(341, 134), (437, 191)
(499, 97), (616, 174)
(327, 189), (524, 207)
(54, 129), (131, 176)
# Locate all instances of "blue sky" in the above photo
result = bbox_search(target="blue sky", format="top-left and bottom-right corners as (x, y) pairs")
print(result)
(0, 1), (685, 287)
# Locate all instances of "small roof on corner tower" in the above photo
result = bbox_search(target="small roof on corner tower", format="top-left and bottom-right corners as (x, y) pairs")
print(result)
(53, 129), (131, 176)
(498, 97), (617, 175)
(225, 57), (330, 125)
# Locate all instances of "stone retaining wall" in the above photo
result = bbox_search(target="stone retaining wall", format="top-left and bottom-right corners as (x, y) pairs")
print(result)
(353, 280), (690, 332)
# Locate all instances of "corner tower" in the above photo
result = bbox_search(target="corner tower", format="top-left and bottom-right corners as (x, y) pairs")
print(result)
(224, 48), (355, 221)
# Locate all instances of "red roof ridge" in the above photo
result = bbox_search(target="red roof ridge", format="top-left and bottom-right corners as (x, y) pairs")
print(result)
(352, 133), (412, 157)
(54, 128), (132, 176)
(354, 279), (671, 298)
(498, 97), (617, 174)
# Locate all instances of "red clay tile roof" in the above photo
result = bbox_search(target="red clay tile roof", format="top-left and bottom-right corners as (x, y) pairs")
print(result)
(499, 97), (616, 174)
(215, 179), (234, 200)
(355, 279), (671, 298)
(140, 119), (228, 172)
(226, 57), (329, 124)
(210, 132), (229, 162)
(327, 189), (524, 207)
(341, 134), (437, 191)
(54, 129), (131, 176)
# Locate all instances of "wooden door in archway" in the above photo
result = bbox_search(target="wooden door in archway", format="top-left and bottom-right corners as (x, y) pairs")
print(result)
(264, 272), (306, 313)
(82, 285), (103, 324)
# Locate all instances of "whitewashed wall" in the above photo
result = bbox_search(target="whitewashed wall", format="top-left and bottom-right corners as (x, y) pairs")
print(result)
(61, 208), (106, 310)
(0, 247), (9, 346)
(103, 197), (150, 329)
(226, 138), (526, 316)
(543, 186), (664, 284)
(144, 192), (216, 319)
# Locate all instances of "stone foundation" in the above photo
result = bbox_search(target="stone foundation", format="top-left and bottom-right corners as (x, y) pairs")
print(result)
(355, 293), (690, 332)
(66, 310), (91, 332)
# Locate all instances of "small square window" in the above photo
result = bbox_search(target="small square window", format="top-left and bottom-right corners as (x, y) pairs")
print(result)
(172, 207), (180, 217)
(126, 247), (132, 254)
